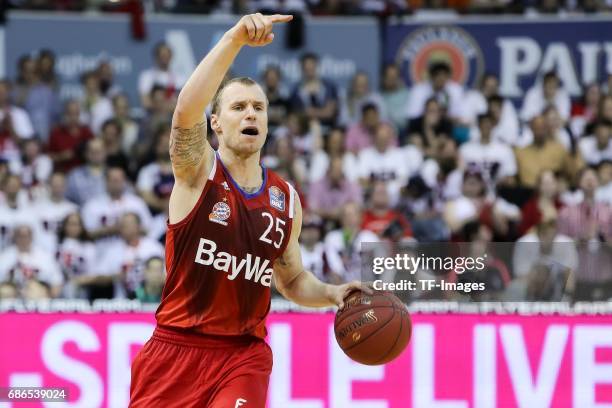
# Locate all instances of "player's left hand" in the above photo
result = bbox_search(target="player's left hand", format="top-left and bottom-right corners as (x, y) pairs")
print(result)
(329, 281), (374, 309)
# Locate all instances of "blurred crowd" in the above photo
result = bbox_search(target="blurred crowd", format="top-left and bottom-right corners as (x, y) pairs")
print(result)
(0, 42), (610, 305)
(7, 0), (612, 15)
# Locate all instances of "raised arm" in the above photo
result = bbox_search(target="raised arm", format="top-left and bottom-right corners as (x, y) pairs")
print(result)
(273, 191), (372, 308)
(170, 13), (293, 186)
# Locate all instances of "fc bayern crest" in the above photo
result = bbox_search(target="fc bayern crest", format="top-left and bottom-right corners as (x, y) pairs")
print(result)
(269, 186), (285, 212)
(395, 25), (485, 88)
(209, 201), (231, 226)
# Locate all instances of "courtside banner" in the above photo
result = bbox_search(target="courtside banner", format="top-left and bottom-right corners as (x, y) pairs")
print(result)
(384, 17), (612, 101)
(1, 312), (612, 407)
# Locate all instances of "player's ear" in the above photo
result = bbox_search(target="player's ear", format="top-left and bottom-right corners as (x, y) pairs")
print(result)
(210, 114), (222, 135)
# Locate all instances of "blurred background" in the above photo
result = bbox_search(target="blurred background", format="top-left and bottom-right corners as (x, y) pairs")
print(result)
(0, 3), (611, 407)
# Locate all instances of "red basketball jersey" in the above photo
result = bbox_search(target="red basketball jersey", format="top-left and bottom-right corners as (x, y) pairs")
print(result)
(156, 153), (295, 339)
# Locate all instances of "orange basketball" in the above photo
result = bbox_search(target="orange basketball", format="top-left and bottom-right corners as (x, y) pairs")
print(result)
(334, 291), (411, 365)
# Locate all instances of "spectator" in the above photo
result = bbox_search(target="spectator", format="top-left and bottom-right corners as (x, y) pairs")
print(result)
(96, 60), (122, 98)
(358, 123), (419, 204)
(138, 42), (186, 110)
(0, 80), (35, 169)
(518, 170), (564, 235)
(596, 160), (612, 204)
(521, 105), (573, 150)
(0, 224), (63, 298)
(309, 156), (362, 225)
(290, 52), (339, 127)
(406, 61), (465, 121)
(406, 97), (453, 156)
(56, 212), (107, 300)
(96, 212), (164, 299)
(79, 70), (113, 134)
(462, 74), (518, 132)
(309, 126), (359, 183)
(521, 71), (571, 122)
(32, 172), (78, 252)
(579, 119), (612, 166)
(585, 95), (612, 136)
(443, 168), (520, 239)
(37, 49), (58, 89)
(345, 103), (386, 154)
(453, 221), (511, 300)
(10, 139), (53, 195)
(459, 113), (517, 185)
(136, 127), (174, 214)
(135, 256), (165, 303)
(261, 65), (290, 131)
(100, 119), (131, 177)
(571, 83), (601, 137)
(485, 94), (520, 146)
(515, 115), (583, 188)
(13, 55), (60, 142)
(558, 167), (612, 300)
(135, 86), (174, 163)
(299, 213), (327, 283)
(324, 202), (378, 283)
(112, 94), (140, 155)
(397, 175), (450, 242)
(380, 63), (410, 134)
(361, 181), (413, 240)
(512, 214), (578, 300)
(65, 139), (107, 206)
(271, 112), (313, 159)
(47, 100), (94, 173)
(340, 71), (385, 126)
(420, 138), (464, 201)
(262, 135), (307, 187)
(81, 166), (152, 254)
(0, 175), (39, 250)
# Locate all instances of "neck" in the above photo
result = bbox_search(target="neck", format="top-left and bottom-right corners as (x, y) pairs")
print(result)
(218, 147), (263, 189)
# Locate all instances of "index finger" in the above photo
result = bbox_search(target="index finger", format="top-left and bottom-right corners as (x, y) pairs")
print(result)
(268, 14), (293, 23)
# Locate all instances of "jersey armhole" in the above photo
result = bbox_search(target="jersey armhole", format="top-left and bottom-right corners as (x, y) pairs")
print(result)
(286, 180), (295, 220)
(276, 181), (296, 257)
(167, 154), (217, 230)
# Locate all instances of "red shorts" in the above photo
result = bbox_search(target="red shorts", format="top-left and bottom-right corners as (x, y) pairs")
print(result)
(129, 326), (272, 408)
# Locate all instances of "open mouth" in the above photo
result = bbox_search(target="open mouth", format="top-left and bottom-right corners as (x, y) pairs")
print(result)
(241, 126), (259, 136)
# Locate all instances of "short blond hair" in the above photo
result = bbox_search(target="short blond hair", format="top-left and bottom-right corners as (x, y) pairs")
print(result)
(211, 77), (262, 115)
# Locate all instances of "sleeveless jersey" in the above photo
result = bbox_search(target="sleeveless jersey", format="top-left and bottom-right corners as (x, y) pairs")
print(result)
(156, 153), (295, 339)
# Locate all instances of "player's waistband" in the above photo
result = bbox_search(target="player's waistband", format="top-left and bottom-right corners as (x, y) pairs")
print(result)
(152, 325), (260, 349)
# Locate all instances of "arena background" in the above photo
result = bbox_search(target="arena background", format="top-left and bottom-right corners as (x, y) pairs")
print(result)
(0, 5), (611, 408)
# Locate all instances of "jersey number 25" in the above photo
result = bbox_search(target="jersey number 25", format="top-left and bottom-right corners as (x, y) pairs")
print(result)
(259, 212), (285, 249)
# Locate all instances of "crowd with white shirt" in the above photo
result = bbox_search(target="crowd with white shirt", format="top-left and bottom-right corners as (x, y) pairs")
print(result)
(0, 46), (611, 303)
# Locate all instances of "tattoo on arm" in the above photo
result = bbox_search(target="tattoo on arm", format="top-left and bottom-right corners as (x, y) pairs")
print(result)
(169, 121), (207, 170)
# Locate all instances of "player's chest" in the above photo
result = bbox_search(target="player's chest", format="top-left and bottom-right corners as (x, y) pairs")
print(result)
(200, 185), (291, 253)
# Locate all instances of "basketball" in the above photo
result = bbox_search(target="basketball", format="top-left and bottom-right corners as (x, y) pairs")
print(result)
(334, 291), (411, 365)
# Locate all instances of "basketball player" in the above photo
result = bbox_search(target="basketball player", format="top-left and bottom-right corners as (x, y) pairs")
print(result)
(129, 14), (372, 407)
